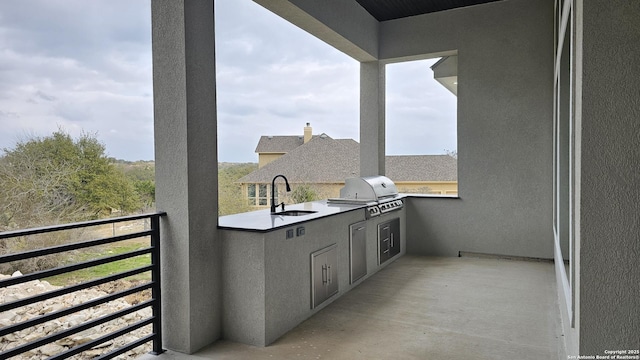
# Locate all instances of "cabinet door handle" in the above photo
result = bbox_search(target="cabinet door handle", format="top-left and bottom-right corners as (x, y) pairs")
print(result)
(391, 233), (394, 248)
(322, 264), (327, 284)
(356, 227), (365, 231)
(327, 265), (332, 284)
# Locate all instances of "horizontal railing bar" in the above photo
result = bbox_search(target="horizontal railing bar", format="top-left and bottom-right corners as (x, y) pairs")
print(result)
(0, 211), (165, 358)
(0, 282), (154, 337)
(0, 212), (166, 240)
(0, 231), (151, 264)
(48, 318), (154, 360)
(0, 266), (152, 313)
(0, 299), (153, 359)
(0, 248), (152, 288)
(96, 333), (156, 360)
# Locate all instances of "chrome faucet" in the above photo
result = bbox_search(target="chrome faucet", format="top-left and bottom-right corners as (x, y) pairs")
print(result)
(271, 174), (292, 214)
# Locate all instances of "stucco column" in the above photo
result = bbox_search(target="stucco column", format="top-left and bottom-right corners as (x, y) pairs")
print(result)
(152, 0), (220, 354)
(360, 61), (386, 176)
(577, 0), (640, 355)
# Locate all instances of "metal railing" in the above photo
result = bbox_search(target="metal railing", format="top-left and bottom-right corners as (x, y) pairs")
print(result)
(0, 212), (166, 359)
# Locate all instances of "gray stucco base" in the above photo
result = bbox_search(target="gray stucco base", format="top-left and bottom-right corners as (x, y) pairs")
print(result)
(152, 0), (221, 354)
(220, 209), (405, 347)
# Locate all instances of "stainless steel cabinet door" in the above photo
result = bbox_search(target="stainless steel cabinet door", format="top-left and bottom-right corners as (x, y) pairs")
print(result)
(325, 245), (338, 298)
(350, 221), (367, 284)
(311, 244), (338, 308)
(312, 251), (326, 308)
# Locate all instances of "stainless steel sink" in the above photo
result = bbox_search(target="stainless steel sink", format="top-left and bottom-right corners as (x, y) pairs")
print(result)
(274, 210), (318, 216)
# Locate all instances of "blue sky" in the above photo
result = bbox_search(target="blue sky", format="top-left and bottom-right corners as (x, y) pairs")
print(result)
(0, 0), (456, 162)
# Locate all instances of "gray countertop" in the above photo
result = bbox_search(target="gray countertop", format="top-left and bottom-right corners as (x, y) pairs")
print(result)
(217, 200), (367, 232)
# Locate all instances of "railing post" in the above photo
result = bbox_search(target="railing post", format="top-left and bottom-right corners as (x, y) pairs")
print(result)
(150, 214), (164, 355)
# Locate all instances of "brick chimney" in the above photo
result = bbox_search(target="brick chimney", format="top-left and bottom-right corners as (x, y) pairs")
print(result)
(304, 123), (312, 143)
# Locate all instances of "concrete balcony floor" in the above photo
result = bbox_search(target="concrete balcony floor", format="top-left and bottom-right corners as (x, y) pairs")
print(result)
(141, 255), (561, 360)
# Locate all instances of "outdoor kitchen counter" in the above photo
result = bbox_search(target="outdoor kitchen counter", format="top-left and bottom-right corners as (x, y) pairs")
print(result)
(217, 199), (369, 232)
(218, 197), (406, 347)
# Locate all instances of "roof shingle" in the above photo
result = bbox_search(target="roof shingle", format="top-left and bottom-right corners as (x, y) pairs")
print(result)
(240, 135), (457, 183)
(386, 155), (457, 181)
(255, 135), (312, 153)
(240, 135), (360, 183)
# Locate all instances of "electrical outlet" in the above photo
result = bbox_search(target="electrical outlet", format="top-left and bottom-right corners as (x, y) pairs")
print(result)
(296, 226), (305, 236)
(286, 229), (294, 239)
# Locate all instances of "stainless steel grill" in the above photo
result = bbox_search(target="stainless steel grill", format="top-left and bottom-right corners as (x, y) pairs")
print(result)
(328, 176), (404, 217)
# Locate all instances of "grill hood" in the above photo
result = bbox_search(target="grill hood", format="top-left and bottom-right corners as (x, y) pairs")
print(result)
(339, 175), (399, 201)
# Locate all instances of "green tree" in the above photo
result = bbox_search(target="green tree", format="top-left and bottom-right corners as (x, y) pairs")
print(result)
(290, 184), (319, 204)
(118, 161), (156, 210)
(133, 180), (156, 209)
(218, 163), (257, 216)
(0, 130), (141, 229)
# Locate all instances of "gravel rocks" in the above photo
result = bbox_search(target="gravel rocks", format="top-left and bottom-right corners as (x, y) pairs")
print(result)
(0, 272), (153, 359)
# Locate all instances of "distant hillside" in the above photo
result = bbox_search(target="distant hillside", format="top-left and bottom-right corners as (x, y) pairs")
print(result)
(218, 163), (258, 216)
(111, 161), (258, 216)
(114, 161), (155, 182)
(113, 161), (258, 177)
(219, 162), (257, 169)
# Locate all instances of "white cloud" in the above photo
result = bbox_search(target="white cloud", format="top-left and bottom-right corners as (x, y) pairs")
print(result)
(0, 0), (153, 160)
(386, 59), (457, 155)
(0, 0), (456, 162)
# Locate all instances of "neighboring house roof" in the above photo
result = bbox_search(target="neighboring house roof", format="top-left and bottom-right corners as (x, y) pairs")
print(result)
(255, 135), (316, 153)
(239, 134), (360, 183)
(386, 155), (457, 181)
(239, 134), (457, 184)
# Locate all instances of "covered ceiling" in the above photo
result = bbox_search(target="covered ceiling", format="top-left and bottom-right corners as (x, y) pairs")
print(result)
(355, 0), (504, 21)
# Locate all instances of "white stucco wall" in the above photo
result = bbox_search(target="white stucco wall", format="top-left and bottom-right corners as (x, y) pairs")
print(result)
(576, 0), (640, 354)
(389, 0), (555, 259)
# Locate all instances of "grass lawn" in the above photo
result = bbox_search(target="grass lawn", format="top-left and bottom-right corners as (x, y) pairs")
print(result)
(45, 242), (152, 287)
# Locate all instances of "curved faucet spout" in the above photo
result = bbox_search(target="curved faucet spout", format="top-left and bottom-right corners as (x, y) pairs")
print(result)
(271, 175), (292, 214)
